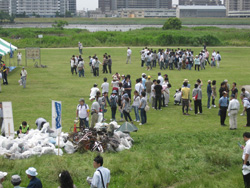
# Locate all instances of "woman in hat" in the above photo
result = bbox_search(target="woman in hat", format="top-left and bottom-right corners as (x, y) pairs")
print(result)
(0, 171), (7, 188)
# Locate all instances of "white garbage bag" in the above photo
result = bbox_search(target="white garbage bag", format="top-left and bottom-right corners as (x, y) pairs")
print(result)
(98, 112), (103, 123)
(64, 141), (76, 154)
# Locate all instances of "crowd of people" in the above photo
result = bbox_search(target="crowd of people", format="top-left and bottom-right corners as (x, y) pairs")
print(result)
(0, 155), (110, 188)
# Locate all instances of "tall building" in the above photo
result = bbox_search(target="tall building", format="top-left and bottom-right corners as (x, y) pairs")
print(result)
(0, 0), (9, 13)
(179, 0), (221, 5)
(225, 0), (250, 17)
(99, 0), (172, 12)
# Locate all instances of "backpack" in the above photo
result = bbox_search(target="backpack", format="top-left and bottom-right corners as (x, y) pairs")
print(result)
(218, 56), (221, 61)
(110, 95), (117, 108)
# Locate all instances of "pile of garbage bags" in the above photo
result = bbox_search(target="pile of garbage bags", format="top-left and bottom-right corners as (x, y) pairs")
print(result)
(67, 121), (134, 153)
(0, 121), (135, 160)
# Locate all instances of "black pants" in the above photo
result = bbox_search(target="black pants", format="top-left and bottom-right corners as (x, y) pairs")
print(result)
(194, 100), (202, 114)
(103, 64), (108, 73)
(247, 108), (250, 127)
(94, 67), (99, 76)
(123, 110), (132, 122)
(108, 65), (112, 74)
(155, 96), (162, 110)
(3, 73), (8, 85)
(162, 95), (165, 106)
(141, 60), (145, 67)
(206, 57), (210, 65)
(243, 172), (250, 188)
(212, 98), (215, 105)
(71, 67), (77, 75)
(220, 107), (227, 125)
(182, 99), (189, 113)
(111, 107), (117, 120)
(195, 65), (200, 71)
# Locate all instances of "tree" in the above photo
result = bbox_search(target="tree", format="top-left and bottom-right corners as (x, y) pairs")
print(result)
(52, 20), (68, 30)
(162, 18), (182, 30)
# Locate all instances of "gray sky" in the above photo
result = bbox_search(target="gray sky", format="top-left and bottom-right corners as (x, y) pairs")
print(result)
(77, 0), (98, 10)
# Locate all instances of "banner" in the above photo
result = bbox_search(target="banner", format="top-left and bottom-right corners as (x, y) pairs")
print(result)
(2, 102), (15, 138)
(52, 100), (62, 135)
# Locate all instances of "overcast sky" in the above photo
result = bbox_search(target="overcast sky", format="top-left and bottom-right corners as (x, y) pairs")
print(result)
(76, 0), (223, 10)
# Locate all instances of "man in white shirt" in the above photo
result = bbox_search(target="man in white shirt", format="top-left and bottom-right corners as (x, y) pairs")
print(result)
(157, 72), (164, 85)
(135, 78), (144, 95)
(17, 51), (22, 66)
(151, 80), (156, 108)
(212, 50), (216, 57)
(101, 78), (110, 105)
(126, 47), (132, 64)
(215, 51), (221, 68)
(228, 94), (240, 130)
(90, 84), (100, 98)
(76, 98), (89, 129)
(91, 155), (110, 188)
(242, 95), (250, 127)
(242, 132), (250, 187)
(21, 67), (27, 88)
(241, 88), (250, 116)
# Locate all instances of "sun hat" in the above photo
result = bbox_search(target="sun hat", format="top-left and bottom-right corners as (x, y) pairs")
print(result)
(22, 67), (25, 69)
(11, 175), (21, 184)
(183, 79), (189, 83)
(224, 79), (228, 82)
(0, 171), (7, 179)
(25, 167), (38, 176)
(112, 90), (117, 94)
(142, 73), (146, 76)
(89, 96), (95, 100)
(223, 91), (227, 94)
(208, 80), (211, 83)
(113, 76), (117, 80)
(123, 93), (129, 98)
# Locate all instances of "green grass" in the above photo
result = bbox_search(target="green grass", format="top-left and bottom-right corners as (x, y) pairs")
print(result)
(14, 17), (250, 25)
(0, 47), (250, 187)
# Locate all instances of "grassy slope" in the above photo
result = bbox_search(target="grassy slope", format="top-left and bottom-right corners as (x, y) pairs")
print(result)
(0, 47), (250, 187)
(14, 17), (250, 25)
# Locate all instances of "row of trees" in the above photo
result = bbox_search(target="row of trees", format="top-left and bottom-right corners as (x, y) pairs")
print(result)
(0, 11), (15, 23)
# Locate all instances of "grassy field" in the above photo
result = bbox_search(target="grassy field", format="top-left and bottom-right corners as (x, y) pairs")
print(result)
(0, 47), (250, 187)
(14, 17), (250, 25)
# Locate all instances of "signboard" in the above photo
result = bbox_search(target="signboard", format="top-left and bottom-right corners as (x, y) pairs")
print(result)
(52, 100), (62, 135)
(2, 102), (15, 138)
(38, 35), (43, 39)
(25, 48), (41, 66)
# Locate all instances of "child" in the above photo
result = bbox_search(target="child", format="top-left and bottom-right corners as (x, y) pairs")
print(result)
(174, 88), (182, 105)
(110, 90), (118, 121)
(211, 55), (215, 67)
(132, 91), (140, 122)
(139, 91), (147, 125)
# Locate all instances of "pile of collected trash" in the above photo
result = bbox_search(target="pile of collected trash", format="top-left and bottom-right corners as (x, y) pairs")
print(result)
(0, 121), (137, 160)
(67, 121), (135, 153)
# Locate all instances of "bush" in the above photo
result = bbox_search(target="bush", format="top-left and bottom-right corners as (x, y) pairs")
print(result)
(163, 18), (182, 30)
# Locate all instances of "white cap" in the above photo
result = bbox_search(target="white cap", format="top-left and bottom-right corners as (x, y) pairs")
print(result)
(25, 167), (38, 176)
(89, 96), (95, 100)
(0, 171), (7, 179)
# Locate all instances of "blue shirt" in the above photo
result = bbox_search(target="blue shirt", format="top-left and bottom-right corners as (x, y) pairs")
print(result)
(207, 84), (212, 94)
(27, 177), (43, 188)
(142, 78), (146, 89)
(219, 96), (228, 107)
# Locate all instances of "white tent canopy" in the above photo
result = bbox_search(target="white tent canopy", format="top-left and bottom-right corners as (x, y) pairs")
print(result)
(0, 38), (18, 56)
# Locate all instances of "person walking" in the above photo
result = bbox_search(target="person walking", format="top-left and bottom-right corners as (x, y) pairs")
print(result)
(227, 94), (240, 130)
(211, 80), (217, 108)
(139, 91), (147, 125)
(76, 98), (89, 129)
(70, 57), (77, 75)
(90, 155), (110, 188)
(110, 90), (118, 122)
(102, 55), (108, 74)
(17, 51), (22, 66)
(181, 82), (190, 115)
(107, 55), (112, 74)
(122, 93), (132, 123)
(126, 47), (132, 64)
(93, 58), (101, 77)
(26, 167), (42, 188)
(242, 95), (250, 127)
(194, 55), (200, 71)
(219, 91), (228, 126)
(90, 96), (100, 128)
(154, 80), (163, 110)
(132, 91), (140, 123)
(77, 56), (84, 77)
(207, 80), (212, 109)
(215, 51), (221, 68)
(145, 76), (153, 103)
(20, 67), (28, 88)
(192, 84), (202, 115)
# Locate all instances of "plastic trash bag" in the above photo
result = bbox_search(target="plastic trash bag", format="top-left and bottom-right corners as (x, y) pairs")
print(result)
(54, 148), (63, 156)
(64, 141), (76, 154)
(98, 113), (103, 123)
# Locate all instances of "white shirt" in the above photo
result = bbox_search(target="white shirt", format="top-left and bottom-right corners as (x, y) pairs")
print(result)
(132, 95), (141, 107)
(111, 81), (119, 88)
(151, 84), (155, 97)
(215, 53), (221, 61)
(92, 59), (96, 66)
(242, 140), (250, 161)
(91, 166), (110, 188)
(212, 51), (216, 57)
(101, 82), (109, 94)
(17, 53), (22, 60)
(243, 98), (250, 109)
(135, 83), (143, 95)
(174, 92), (182, 102)
(77, 104), (89, 118)
(71, 59), (75, 67)
(127, 49), (132, 56)
(21, 70), (27, 77)
(90, 87), (100, 97)
(158, 76), (164, 85)
(228, 99), (240, 111)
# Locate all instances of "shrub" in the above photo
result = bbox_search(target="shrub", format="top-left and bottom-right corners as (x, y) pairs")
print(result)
(163, 18), (182, 30)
